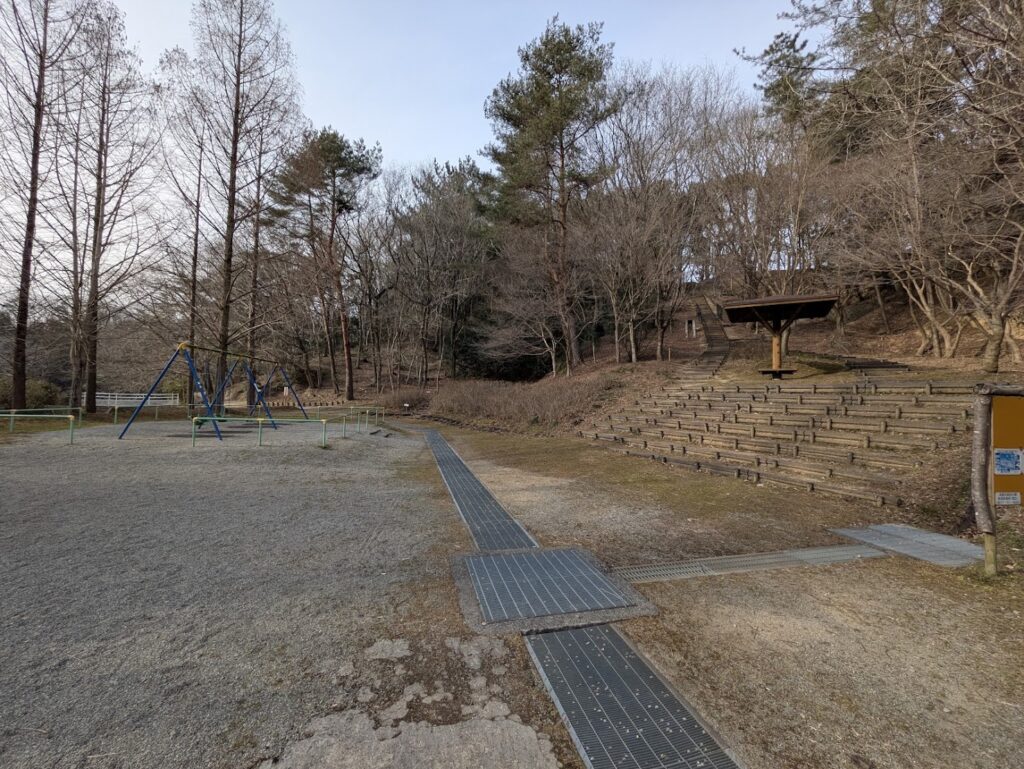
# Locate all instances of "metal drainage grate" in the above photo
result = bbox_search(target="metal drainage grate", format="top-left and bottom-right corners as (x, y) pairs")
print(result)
(831, 524), (982, 567)
(786, 544), (885, 565)
(614, 561), (714, 583)
(527, 625), (741, 769)
(614, 544), (884, 583)
(424, 430), (537, 551)
(466, 549), (634, 624)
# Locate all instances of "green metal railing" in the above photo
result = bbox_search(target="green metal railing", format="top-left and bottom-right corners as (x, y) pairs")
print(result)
(310, 404), (384, 428)
(189, 406), (386, 447)
(1, 406), (83, 424)
(192, 416), (331, 448)
(3, 413), (76, 444)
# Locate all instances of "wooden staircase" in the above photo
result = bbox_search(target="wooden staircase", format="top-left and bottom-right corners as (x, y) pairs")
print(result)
(675, 297), (730, 381)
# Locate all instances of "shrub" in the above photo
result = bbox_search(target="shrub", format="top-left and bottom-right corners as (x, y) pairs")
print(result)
(377, 386), (432, 413)
(0, 378), (60, 409)
(429, 374), (620, 433)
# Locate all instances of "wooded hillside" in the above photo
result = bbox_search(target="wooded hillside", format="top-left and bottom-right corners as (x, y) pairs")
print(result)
(2, 0), (1022, 410)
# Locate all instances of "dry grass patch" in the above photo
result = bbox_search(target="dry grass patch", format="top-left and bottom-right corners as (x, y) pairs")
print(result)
(624, 558), (1024, 769)
(438, 427), (894, 564)
(428, 371), (628, 433)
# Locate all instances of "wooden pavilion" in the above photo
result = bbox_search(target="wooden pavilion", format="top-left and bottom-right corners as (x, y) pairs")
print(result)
(721, 294), (838, 378)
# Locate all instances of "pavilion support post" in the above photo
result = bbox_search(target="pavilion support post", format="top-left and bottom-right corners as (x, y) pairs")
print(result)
(771, 319), (783, 371)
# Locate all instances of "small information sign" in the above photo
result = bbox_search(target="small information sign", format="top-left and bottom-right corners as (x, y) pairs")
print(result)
(996, 491), (1021, 506)
(994, 448), (1022, 475)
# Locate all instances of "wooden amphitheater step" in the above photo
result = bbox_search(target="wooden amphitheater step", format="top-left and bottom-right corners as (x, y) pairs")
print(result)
(588, 431), (902, 506)
(656, 385), (973, 403)
(610, 445), (899, 506)
(610, 413), (946, 451)
(618, 407), (965, 438)
(640, 398), (970, 421)
(591, 423), (923, 471)
(604, 433), (899, 489)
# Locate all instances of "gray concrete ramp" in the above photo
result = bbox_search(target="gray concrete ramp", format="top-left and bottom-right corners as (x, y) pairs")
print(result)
(831, 524), (982, 567)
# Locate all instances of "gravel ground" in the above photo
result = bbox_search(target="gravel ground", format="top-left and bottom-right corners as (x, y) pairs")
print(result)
(0, 421), (578, 769)
(6, 417), (1018, 769)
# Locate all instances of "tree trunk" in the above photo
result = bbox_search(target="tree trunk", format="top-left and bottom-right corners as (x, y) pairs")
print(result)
(449, 301), (458, 379)
(609, 292), (621, 364)
(970, 389), (998, 576)
(340, 308), (354, 400)
(11, 3), (51, 409)
(187, 137), (204, 410)
(216, 2), (246, 406)
(982, 317), (1006, 374)
(320, 297), (340, 395)
(874, 281), (891, 334)
(84, 258), (100, 414)
(84, 79), (109, 414)
(246, 168), (262, 407)
(559, 298), (580, 371)
(555, 140), (580, 370)
(69, 245), (84, 408)
(333, 264), (355, 400)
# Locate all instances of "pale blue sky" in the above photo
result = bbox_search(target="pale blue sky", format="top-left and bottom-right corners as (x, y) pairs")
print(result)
(116, 1), (794, 168)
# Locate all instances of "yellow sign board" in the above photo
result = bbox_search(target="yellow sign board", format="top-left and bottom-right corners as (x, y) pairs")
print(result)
(991, 395), (1024, 506)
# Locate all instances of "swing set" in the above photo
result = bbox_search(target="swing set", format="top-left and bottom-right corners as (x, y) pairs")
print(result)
(118, 342), (308, 440)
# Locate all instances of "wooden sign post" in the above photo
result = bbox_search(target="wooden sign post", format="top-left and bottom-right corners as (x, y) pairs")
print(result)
(970, 384), (1024, 576)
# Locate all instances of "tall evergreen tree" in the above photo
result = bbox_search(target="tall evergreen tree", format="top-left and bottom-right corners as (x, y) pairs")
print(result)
(270, 129), (380, 399)
(485, 17), (618, 372)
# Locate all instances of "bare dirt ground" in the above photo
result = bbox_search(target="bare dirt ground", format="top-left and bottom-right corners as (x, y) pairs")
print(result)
(440, 427), (896, 565)
(626, 560), (1024, 769)
(441, 427), (1024, 769)
(0, 421), (580, 769)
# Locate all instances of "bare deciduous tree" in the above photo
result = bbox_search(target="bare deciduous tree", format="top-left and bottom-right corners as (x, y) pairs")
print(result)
(1, 0), (84, 407)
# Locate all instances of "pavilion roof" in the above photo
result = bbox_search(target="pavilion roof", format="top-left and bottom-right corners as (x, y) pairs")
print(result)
(721, 294), (838, 326)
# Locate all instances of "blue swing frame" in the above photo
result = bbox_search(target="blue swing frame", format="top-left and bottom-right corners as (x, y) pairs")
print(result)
(192, 358), (277, 431)
(120, 344), (310, 440)
(118, 344), (223, 440)
(257, 365), (309, 419)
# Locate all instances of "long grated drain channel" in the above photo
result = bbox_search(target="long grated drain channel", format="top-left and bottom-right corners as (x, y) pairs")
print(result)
(614, 544), (885, 583)
(424, 430), (537, 551)
(527, 625), (741, 769)
(425, 428), (742, 767)
(466, 549), (635, 623)
(831, 524), (983, 567)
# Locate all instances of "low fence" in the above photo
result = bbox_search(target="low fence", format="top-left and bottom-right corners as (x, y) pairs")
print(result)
(191, 416), (330, 448)
(190, 409), (381, 447)
(91, 392), (180, 407)
(3, 413), (76, 443)
(1, 406), (83, 423)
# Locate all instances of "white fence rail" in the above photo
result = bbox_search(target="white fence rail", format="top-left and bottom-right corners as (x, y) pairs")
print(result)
(90, 392), (180, 407)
